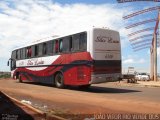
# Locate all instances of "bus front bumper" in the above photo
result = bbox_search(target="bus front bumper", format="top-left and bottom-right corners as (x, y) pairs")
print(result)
(89, 73), (121, 84)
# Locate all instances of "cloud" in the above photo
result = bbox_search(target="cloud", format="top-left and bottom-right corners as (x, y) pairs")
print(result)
(0, 1), (128, 56)
(123, 58), (134, 64)
(0, 0), (133, 71)
(0, 0), (157, 72)
(122, 57), (148, 73)
(123, 58), (145, 64)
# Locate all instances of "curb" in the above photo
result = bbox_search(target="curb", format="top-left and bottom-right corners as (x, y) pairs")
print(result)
(1, 91), (66, 120)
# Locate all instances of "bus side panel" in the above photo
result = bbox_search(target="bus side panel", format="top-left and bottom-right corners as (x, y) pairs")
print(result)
(63, 66), (91, 85)
(13, 55), (64, 83)
(63, 52), (92, 86)
(13, 52), (92, 86)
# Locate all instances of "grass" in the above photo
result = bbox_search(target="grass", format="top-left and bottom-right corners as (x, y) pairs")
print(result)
(0, 74), (11, 79)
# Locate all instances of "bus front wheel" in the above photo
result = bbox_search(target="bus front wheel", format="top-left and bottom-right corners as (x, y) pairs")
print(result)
(55, 73), (64, 88)
(18, 75), (23, 83)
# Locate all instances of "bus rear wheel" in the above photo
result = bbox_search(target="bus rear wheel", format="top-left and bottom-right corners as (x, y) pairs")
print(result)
(55, 73), (64, 88)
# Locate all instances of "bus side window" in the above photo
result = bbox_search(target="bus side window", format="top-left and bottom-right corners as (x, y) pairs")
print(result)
(31, 46), (35, 58)
(63, 37), (70, 53)
(46, 41), (53, 55)
(72, 34), (80, 51)
(69, 36), (73, 51)
(17, 49), (21, 60)
(27, 47), (32, 58)
(55, 40), (59, 53)
(79, 32), (87, 51)
(11, 51), (16, 60)
(22, 48), (26, 59)
(16, 50), (18, 59)
(20, 49), (23, 59)
(52, 41), (55, 53)
(43, 43), (47, 55)
(59, 39), (63, 53)
(38, 44), (43, 56)
(35, 45), (38, 57)
(29, 47), (32, 58)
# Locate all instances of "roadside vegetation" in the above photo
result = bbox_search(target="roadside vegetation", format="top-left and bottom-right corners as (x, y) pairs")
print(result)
(0, 73), (11, 79)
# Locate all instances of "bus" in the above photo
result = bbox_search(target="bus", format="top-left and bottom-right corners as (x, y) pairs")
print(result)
(8, 28), (121, 88)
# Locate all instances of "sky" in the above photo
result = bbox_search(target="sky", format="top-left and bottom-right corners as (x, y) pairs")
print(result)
(0, 0), (160, 73)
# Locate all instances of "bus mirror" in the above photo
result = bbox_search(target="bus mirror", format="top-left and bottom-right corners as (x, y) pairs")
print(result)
(7, 60), (9, 66)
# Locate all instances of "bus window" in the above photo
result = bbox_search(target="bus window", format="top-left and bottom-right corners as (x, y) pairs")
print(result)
(69, 36), (73, 51)
(52, 41), (55, 53)
(72, 34), (80, 51)
(35, 45), (38, 57)
(46, 41), (53, 55)
(43, 43), (47, 55)
(11, 60), (16, 71)
(20, 49), (22, 59)
(17, 50), (20, 60)
(38, 44), (43, 56)
(79, 32), (87, 51)
(31, 46), (35, 57)
(27, 47), (32, 58)
(11, 51), (17, 70)
(59, 39), (63, 53)
(29, 47), (32, 58)
(55, 40), (59, 53)
(22, 48), (26, 59)
(63, 37), (70, 52)
(26, 49), (28, 58)
(11, 51), (16, 60)
(16, 50), (18, 59)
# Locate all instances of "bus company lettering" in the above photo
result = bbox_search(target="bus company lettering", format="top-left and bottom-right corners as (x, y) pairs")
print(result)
(27, 60), (34, 66)
(19, 61), (24, 66)
(35, 60), (44, 65)
(27, 60), (44, 66)
(95, 36), (119, 43)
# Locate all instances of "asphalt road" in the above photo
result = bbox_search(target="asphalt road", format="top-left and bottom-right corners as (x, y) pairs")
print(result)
(0, 79), (160, 114)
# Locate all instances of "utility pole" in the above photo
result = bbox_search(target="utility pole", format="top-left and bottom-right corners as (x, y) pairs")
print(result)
(153, 33), (157, 81)
(151, 11), (160, 82)
(150, 47), (154, 80)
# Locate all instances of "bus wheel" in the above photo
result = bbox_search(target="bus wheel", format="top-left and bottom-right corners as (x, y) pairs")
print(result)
(18, 75), (23, 83)
(55, 73), (64, 88)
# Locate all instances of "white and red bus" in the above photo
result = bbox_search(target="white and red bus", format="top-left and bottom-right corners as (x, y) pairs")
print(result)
(8, 28), (121, 88)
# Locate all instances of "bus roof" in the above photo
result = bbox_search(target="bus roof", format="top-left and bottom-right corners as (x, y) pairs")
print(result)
(12, 27), (118, 51)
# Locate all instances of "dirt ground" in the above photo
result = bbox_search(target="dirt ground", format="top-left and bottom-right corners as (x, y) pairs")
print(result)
(0, 91), (46, 120)
(0, 79), (160, 119)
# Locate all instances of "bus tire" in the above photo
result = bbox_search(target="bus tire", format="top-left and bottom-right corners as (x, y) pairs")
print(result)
(55, 72), (64, 88)
(19, 75), (23, 83)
